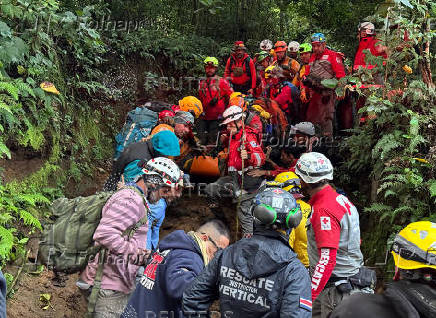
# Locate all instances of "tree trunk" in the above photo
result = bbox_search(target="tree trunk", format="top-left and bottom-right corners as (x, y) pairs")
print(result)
(419, 16), (434, 88)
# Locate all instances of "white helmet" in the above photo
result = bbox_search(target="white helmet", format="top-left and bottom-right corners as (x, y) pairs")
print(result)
(295, 152), (333, 184)
(288, 41), (300, 53)
(290, 122), (316, 136)
(220, 106), (244, 125)
(358, 22), (375, 35)
(260, 39), (273, 51)
(142, 157), (183, 188)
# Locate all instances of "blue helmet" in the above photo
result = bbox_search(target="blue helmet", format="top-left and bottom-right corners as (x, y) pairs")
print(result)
(253, 187), (302, 229)
(311, 32), (326, 43)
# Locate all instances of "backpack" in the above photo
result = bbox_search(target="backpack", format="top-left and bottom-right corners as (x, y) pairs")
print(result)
(38, 187), (149, 274)
(229, 55), (252, 79)
(114, 107), (158, 160)
(141, 100), (173, 113)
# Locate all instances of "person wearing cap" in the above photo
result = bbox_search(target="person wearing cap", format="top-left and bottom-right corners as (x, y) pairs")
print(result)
(295, 43), (312, 105)
(183, 187), (312, 317)
(288, 41), (300, 60)
(206, 105), (265, 237)
(264, 65), (302, 124)
(198, 57), (233, 145)
(294, 152), (368, 318)
(272, 40), (300, 83)
(331, 221), (436, 318)
(103, 130), (181, 191)
(354, 22), (387, 76)
(172, 111), (203, 171)
(303, 33), (345, 136)
(264, 171), (311, 267)
(224, 41), (257, 95)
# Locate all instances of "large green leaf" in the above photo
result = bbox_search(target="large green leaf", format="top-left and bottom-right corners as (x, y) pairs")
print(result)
(321, 78), (338, 89)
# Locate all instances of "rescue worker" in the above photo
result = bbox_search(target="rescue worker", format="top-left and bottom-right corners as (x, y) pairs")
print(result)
(259, 39), (273, 53)
(102, 130), (181, 191)
(353, 22), (388, 79)
(272, 40), (300, 83)
(182, 187), (312, 318)
(331, 221), (436, 318)
(295, 43), (312, 110)
(178, 96), (203, 119)
(303, 33), (345, 136)
(266, 172), (311, 267)
(198, 57), (233, 145)
(206, 105), (265, 238)
(253, 51), (272, 97)
(264, 66), (301, 124)
(295, 152), (374, 318)
(122, 219), (230, 318)
(224, 41), (257, 94)
(172, 111), (202, 171)
(288, 40), (300, 60)
(79, 157), (184, 318)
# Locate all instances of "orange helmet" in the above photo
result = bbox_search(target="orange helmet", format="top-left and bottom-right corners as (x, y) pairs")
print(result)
(229, 96), (248, 111)
(178, 96), (203, 118)
(274, 41), (287, 53)
(151, 124), (174, 136)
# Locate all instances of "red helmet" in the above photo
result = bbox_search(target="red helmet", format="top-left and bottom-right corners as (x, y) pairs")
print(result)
(274, 41), (288, 53)
(158, 110), (175, 121)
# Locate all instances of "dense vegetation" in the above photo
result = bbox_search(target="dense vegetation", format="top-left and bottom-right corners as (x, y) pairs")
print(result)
(0, 0), (434, 292)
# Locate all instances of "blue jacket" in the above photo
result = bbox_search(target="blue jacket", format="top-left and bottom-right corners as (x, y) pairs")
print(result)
(122, 230), (205, 318)
(147, 198), (167, 250)
(183, 229), (312, 318)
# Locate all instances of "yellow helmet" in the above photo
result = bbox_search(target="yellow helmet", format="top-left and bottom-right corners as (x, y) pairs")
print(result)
(391, 221), (436, 270)
(230, 92), (244, 100)
(178, 96), (203, 118)
(266, 171), (303, 198)
(264, 65), (277, 79)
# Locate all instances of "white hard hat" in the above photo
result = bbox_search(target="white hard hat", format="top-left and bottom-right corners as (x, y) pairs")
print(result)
(288, 41), (300, 53)
(358, 22), (375, 35)
(220, 106), (244, 125)
(295, 152), (333, 184)
(142, 157), (183, 188)
(260, 39), (273, 51)
(291, 122), (316, 136)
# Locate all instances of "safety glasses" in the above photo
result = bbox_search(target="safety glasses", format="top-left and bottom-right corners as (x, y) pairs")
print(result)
(201, 232), (222, 252)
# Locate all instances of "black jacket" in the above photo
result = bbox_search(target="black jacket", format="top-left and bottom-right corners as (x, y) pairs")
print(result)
(121, 231), (205, 318)
(103, 140), (155, 191)
(182, 230), (312, 318)
(331, 280), (436, 318)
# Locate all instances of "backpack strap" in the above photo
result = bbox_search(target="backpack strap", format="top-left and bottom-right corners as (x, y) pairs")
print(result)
(244, 57), (252, 79)
(86, 249), (106, 317)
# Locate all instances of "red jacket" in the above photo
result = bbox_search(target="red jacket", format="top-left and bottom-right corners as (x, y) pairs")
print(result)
(224, 53), (257, 89)
(353, 37), (387, 71)
(265, 83), (293, 115)
(305, 48), (345, 79)
(198, 77), (233, 120)
(227, 126), (265, 172)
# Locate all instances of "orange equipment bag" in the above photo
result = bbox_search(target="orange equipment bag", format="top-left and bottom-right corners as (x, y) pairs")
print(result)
(190, 156), (220, 177)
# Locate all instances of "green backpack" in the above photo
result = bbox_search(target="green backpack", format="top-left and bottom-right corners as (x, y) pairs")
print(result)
(38, 187), (148, 273)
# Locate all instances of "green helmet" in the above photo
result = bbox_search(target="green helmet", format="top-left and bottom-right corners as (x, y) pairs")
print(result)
(299, 43), (312, 54)
(204, 56), (219, 67)
(256, 51), (270, 63)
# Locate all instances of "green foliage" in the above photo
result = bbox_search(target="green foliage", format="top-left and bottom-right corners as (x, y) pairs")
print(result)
(338, 0), (436, 263)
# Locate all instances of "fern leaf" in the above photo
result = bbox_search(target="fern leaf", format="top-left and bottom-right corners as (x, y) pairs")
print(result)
(0, 226), (14, 259)
(16, 193), (50, 206)
(364, 203), (391, 214)
(0, 141), (11, 159)
(390, 205), (413, 223)
(18, 209), (42, 230)
(0, 82), (19, 100)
